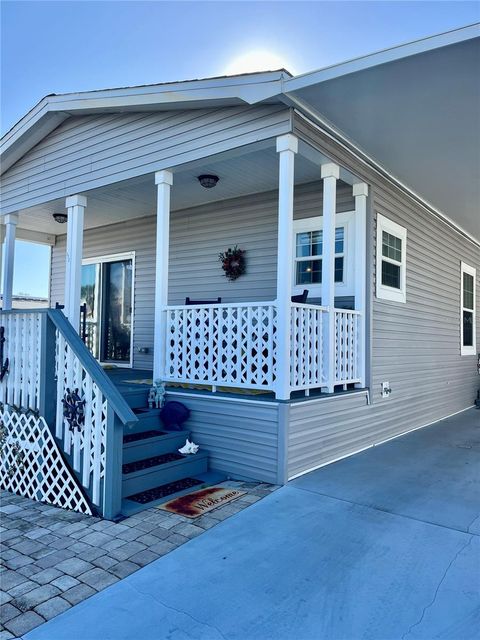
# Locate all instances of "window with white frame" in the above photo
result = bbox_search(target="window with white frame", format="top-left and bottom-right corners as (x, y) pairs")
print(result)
(460, 261), (476, 356)
(293, 212), (355, 297)
(376, 214), (407, 303)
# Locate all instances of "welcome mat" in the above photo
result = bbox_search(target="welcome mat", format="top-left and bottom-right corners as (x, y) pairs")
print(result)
(158, 486), (246, 518)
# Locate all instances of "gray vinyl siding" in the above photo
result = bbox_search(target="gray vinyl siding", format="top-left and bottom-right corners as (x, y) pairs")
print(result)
(0, 106), (291, 214)
(165, 391), (281, 483)
(50, 181), (354, 369)
(287, 111), (480, 479)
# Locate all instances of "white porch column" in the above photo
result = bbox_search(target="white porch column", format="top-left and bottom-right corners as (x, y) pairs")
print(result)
(353, 182), (368, 387)
(0, 223), (5, 304)
(275, 134), (298, 400)
(2, 214), (18, 311)
(321, 162), (340, 393)
(65, 195), (87, 329)
(153, 170), (173, 381)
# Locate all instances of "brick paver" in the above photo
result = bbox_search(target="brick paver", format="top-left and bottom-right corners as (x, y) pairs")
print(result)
(0, 481), (277, 638)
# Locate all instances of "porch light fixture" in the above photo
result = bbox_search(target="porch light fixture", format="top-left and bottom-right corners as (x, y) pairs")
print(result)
(198, 174), (219, 189)
(52, 213), (68, 224)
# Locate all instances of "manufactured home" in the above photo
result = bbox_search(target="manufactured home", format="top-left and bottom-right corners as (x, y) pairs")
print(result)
(0, 25), (478, 519)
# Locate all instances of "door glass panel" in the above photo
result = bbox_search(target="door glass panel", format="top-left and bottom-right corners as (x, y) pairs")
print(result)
(101, 260), (133, 363)
(463, 310), (473, 347)
(80, 264), (100, 359)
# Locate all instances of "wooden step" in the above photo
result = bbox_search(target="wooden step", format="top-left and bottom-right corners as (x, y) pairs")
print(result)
(121, 388), (150, 410)
(122, 450), (209, 496)
(127, 408), (163, 433)
(123, 430), (190, 464)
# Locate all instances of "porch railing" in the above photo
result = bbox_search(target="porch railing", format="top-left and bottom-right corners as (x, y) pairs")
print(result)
(164, 302), (278, 391)
(0, 309), (137, 519)
(334, 309), (361, 385)
(163, 301), (361, 395)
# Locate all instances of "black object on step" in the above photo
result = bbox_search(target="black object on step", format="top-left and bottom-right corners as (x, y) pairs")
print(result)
(160, 401), (190, 431)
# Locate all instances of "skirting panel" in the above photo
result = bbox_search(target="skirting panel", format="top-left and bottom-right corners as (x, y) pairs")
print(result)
(0, 407), (92, 515)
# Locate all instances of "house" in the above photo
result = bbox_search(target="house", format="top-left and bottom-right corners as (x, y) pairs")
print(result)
(0, 25), (478, 520)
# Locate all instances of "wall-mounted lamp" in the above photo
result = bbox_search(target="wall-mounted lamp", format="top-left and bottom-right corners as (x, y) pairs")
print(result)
(52, 213), (68, 224)
(198, 174), (219, 189)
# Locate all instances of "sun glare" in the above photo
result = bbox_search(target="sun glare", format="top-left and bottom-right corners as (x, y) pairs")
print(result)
(224, 50), (295, 76)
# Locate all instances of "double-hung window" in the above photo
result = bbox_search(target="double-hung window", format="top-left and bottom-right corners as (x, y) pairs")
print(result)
(460, 262), (476, 356)
(293, 212), (355, 297)
(376, 214), (407, 303)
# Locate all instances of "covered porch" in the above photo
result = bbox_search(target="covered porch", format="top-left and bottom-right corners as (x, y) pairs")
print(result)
(2, 133), (369, 400)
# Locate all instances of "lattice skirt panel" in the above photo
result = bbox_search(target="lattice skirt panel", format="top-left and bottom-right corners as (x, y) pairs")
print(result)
(0, 407), (92, 515)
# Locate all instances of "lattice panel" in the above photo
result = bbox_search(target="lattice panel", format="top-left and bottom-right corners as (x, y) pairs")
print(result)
(290, 304), (326, 390)
(335, 310), (360, 384)
(55, 332), (106, 506)
(0, 312), (42, 412)
(165, 303), (278, 390)
(0, 407), (92, 515)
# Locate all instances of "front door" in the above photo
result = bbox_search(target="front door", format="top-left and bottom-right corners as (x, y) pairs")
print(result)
(80, 253), (134, 366)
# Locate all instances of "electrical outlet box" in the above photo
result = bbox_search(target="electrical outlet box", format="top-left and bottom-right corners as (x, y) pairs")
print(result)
(137, 347), (149, 354)
(381, 382), (392, 398)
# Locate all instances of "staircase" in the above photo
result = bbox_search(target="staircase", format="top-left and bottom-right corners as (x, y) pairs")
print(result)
(116, 382), (221, 516)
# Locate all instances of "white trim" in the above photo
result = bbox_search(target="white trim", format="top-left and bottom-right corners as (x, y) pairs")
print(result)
(293, 211), (355, 298)
(81, 251), (136, 368)
(460, 261), (476, 356)
(376, 214), (407, 304)
(275, 134), (298, 400)
(288, 404), (475, 481)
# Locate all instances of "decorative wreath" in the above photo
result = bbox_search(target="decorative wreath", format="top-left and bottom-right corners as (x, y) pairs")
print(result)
(218, 246), (246, 281)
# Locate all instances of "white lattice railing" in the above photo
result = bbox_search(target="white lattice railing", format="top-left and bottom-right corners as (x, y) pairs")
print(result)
(164, 301), (362, 395)
(0, 309), (136, 519)
(55, 332), (108, 507)
(0, 312), (42, 412)
(290, 303), (327, 391)
(334, 309), (361, 385)
(164, 302), (278, 390)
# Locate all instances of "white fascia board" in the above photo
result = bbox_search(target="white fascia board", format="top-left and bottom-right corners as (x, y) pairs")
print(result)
(284, 23), (480, 92)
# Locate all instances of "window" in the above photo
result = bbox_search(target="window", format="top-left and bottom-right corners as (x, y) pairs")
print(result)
(461, 262), (476, 356)
(293, 212), (354, 297)
(376, 214), (407, 303)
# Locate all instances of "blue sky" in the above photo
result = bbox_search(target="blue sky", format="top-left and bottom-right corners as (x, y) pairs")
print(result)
(1, 0), (479, 296)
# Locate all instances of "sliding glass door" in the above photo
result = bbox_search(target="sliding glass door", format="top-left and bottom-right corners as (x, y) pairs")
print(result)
(80, 254), (134, 366)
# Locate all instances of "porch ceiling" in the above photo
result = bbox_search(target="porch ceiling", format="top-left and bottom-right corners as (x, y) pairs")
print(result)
(14, 145), (326, 236)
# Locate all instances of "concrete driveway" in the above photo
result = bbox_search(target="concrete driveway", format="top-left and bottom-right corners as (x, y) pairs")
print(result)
(25, 408), (480, 640)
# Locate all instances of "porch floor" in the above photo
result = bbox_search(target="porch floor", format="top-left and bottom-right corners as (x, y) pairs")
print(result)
(105, 367), (361, 402)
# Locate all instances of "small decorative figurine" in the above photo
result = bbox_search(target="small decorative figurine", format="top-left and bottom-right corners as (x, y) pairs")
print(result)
(178, 439), (199, 455)
(148, 380), (166, 409)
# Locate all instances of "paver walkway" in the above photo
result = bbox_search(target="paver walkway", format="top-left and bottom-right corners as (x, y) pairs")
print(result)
(22, 408), (480, 640)
(0, 481), (277, 638)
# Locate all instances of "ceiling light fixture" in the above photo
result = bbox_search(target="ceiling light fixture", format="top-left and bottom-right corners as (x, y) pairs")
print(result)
(198, 174), (219, 189)
(52, 213), (68, 224)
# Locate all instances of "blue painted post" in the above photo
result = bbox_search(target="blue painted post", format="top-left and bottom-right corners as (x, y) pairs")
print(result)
(102, 405), (124, 520)
(38, 313), (57, 428)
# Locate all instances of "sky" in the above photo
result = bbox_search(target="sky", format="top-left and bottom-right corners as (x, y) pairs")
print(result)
(1, 0), (479, 297)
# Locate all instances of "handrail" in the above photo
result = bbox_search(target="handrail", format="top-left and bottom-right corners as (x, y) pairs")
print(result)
(291, 302), (329, 312)
(163, 300), (276, 311)
(47, 309), (137, 427)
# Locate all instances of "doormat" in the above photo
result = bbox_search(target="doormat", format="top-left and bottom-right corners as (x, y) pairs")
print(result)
(158, 486), (246, 518)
